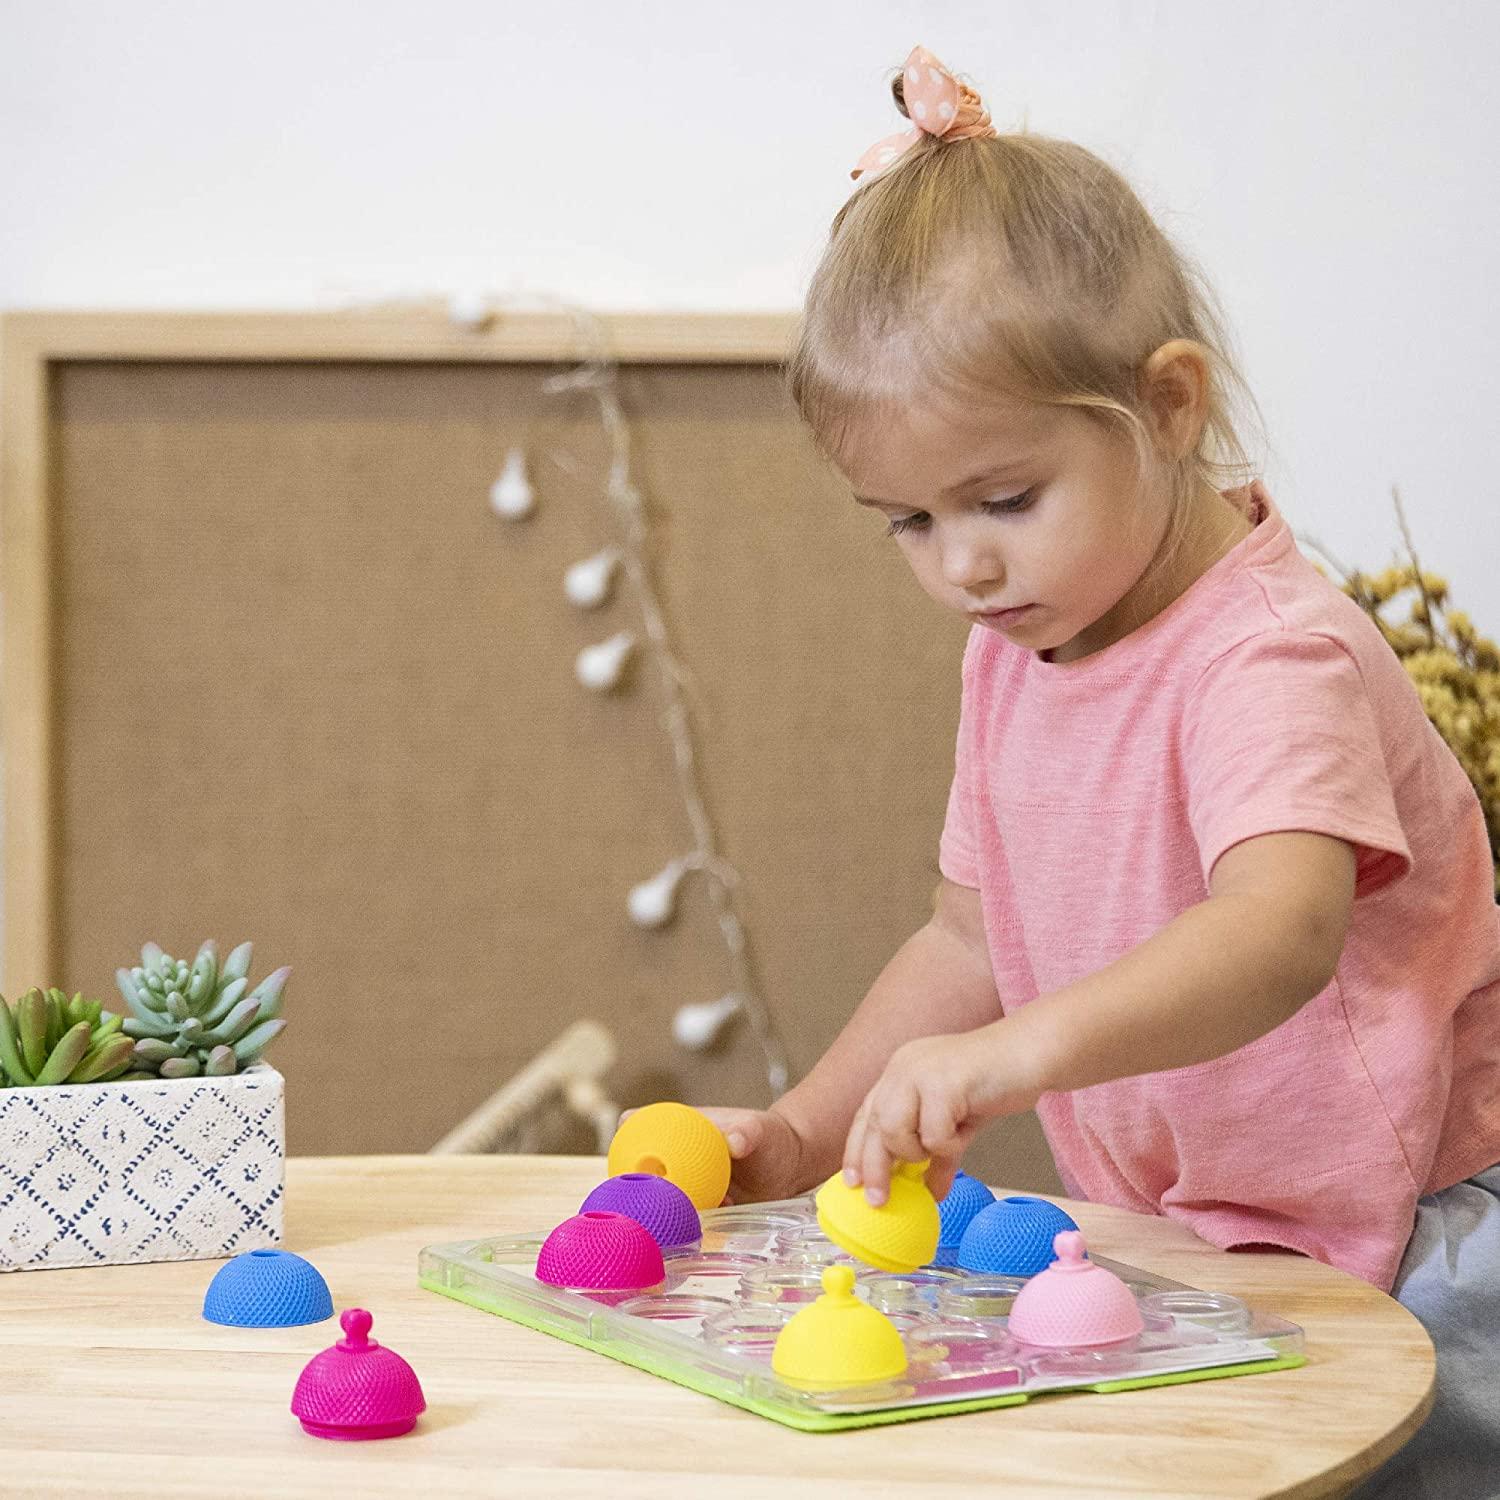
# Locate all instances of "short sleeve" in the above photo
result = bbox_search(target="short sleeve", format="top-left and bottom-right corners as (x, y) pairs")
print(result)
(938, 631), (984, 889)
(1182, 630), (1412, 897)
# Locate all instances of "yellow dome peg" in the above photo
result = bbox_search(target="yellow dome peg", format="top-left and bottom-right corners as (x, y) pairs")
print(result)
(606, 1102), (732, 1210)
(814, 1160), (941, 1273)
(771, 1264), (908, 1387)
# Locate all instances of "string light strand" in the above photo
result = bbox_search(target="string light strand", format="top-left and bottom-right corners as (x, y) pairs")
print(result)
(540, 305), (791, 1098)
(344, 288), (794, 1100)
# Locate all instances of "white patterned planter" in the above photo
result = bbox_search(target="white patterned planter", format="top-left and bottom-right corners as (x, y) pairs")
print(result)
(0, 1062), (284, 1271)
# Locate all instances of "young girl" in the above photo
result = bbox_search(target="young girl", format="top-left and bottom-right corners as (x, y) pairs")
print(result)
(704, 47), (1500, 1497)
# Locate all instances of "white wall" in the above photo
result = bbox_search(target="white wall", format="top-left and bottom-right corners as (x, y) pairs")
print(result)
(2, 0), (1495, 610)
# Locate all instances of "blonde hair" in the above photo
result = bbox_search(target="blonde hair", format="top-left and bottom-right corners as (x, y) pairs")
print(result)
(788, 89), (1263, 552)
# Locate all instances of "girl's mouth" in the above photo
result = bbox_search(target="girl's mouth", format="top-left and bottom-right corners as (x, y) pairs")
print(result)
(972, 604), (1036, 627)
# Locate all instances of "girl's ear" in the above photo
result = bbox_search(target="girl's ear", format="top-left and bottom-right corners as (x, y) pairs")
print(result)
(1137, 340), (1211, 461)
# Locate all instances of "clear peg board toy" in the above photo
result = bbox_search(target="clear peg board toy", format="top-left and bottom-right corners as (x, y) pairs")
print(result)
(418, 1187), (1304, 1432)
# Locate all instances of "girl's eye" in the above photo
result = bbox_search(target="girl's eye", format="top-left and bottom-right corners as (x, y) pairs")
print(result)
(885, 489), (1035, 537)
(983, 488), (1036, 515)
(886, 512), (930, 536)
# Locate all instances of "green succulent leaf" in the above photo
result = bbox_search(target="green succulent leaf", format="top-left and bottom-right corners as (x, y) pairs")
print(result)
(18, 990), (50, 1077)
(222, 943), (253, 984)
(199, 976), (249, 1027)
(67, 1034), (136, 1084)
(119, 985), (176, 1036)
(204, 1045), (238, 1077)
(34, 1021), (94, 1084)
(123, 966), (168, 1012)
(44, 990), (68, 1054)
(200, 998), (260, 1047)
(243, 967), (290, 1022)
(132, 1038), (185, 1065)
(231, 1016), (287, 1065)
(0, 997), (34, 1085)
(186, 954), (216, 1007)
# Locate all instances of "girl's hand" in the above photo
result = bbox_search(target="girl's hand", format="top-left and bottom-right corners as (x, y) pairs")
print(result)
(841, 1023), (1043, 1206)
(701, 1106), (811, 1204)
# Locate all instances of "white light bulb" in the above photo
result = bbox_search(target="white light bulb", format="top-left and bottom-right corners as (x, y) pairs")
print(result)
(575, 632), (635, 691)
(489, 448), (535, 519)
(448, 290), (494, 330)
(673, 994), (743, 1051)
(628, 861), (685, 928)
(564, 548), (621, 609)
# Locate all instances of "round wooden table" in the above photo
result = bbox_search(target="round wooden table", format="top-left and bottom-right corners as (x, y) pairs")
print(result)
(0, 1156), (1432, 1497)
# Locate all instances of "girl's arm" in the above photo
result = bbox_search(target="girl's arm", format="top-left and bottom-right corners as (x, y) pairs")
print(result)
(766, 876), (1002, 1191)
(844, 830), (1357, 1202)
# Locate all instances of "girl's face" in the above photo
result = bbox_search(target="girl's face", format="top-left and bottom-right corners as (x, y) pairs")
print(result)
(840, 397), (1190, 663)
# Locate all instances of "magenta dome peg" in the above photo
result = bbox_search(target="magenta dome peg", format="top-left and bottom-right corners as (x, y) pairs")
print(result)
(290, 1309), (426, 1440)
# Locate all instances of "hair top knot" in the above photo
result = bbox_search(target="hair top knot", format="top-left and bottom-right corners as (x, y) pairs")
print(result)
(851, 45), (998, 182)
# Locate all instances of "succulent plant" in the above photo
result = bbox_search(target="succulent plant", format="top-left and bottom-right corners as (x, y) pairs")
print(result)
(0, 988), (140, 1086)
(115, 941), (289, 1079)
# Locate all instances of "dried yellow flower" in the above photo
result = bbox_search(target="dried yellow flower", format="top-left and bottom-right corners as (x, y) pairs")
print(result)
(1420, 571), (1450, 605)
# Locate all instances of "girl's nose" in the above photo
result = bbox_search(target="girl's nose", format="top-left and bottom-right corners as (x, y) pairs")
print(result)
(941, 536), (1003, 592)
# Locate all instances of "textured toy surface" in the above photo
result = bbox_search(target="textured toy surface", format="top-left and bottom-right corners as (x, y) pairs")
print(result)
(772, 1264), (908, 1387)
(419, 1190), (1306, 1432)
(1007, 1231), (1146, 1349)
(815, 1160), (941, 1273)
(933, 1171), (996, 1266)
(606, 1103), (731, 1210)
(291, 1308), (426, 1441)
(580, 1174), (701, 1251)
(958, 1195), (1081, 1276)
(536, 1210), (666, 1293)
(204, 1247), (333, 1327)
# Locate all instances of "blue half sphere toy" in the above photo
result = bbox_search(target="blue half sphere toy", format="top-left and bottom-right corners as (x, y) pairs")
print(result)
(203, 1248), (334, 1328)
(956, 1195), (1081, 1277)
(929, 1171), (996, 1267)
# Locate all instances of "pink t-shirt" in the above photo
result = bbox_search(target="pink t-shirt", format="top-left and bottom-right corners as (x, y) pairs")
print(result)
(939, 481), (1500, 1290)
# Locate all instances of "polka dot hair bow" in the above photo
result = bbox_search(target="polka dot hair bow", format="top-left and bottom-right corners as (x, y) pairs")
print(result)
(851, 45), (998, 182)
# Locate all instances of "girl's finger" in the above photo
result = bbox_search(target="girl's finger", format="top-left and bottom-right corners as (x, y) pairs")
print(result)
(880, 1079), (929, 1160)
(917, 1093), (961, 1161)
(860, 1120), (893, 1206)
(925, 1121), (980, 1202)
(924, 1154), (960, 1203)
(693, 1106), (763, 1158)
(843, 1095), (874, 1185)
(862, 1081), (922, 1205)
(724, 1118), (758, 1159)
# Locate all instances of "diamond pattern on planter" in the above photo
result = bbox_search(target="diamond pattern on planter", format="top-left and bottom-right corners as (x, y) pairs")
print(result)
(2, 1100), (62, 1178)
(161, 1090), (251, 1170)
(169, 1172), (276, 1257)
(66, 1179), (154, 1263)
(24, 1144), (105, 1224)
